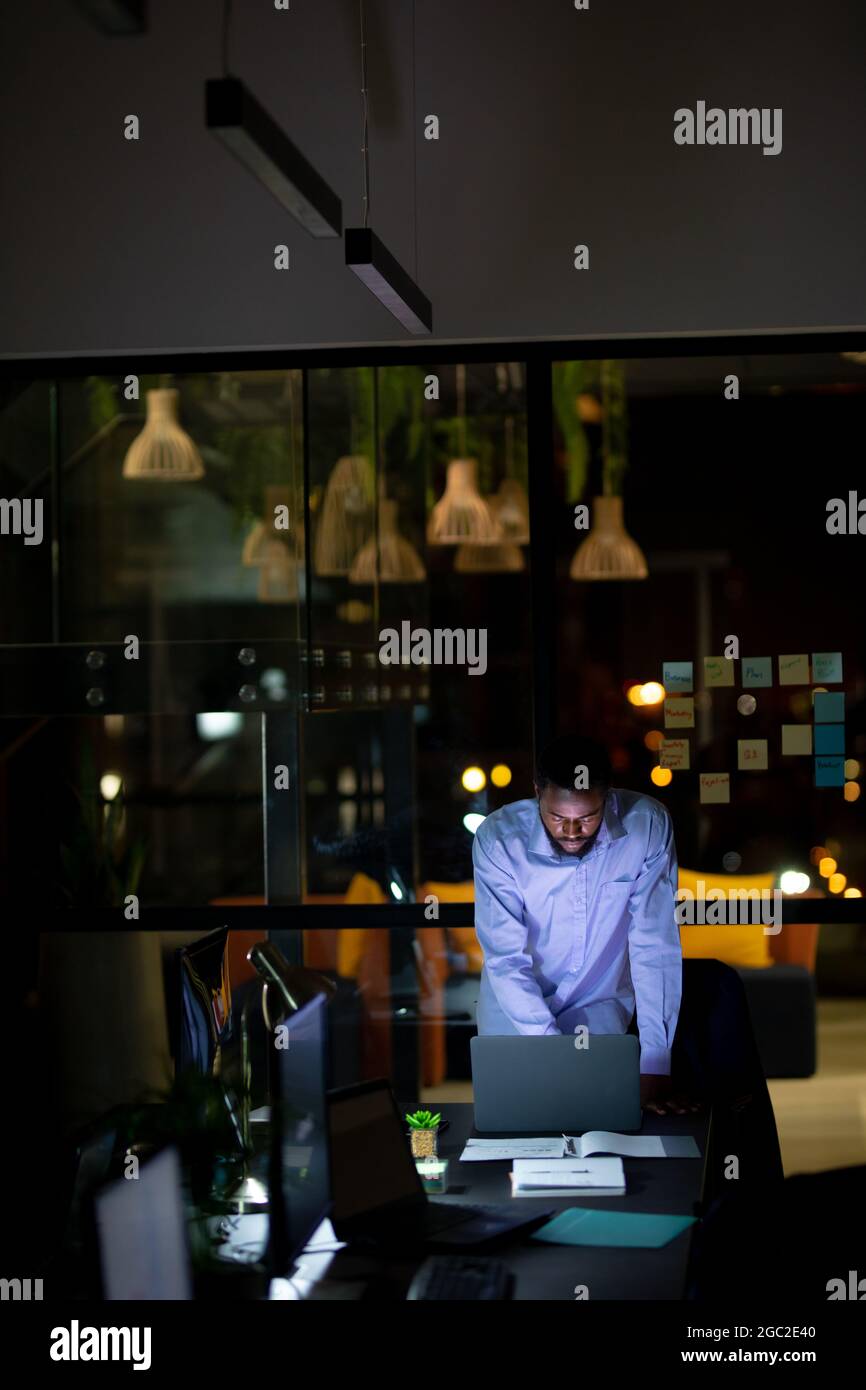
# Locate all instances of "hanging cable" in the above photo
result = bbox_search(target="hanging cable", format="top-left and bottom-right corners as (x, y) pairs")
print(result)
(412, 0), (418, 278)
(359, 0), (371, 228)
(221, 0), (232, 79)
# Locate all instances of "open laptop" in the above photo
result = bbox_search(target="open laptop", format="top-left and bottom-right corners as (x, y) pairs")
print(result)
(471, 1033), (641, 1132)
(328, 1079), (554, 1249)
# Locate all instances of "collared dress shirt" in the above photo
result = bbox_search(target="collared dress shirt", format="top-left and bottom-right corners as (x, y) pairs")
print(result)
(472, 789), (682, 1075)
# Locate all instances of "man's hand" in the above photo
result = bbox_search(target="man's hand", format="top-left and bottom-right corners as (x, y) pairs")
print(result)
(640, 1073), (702, 1115)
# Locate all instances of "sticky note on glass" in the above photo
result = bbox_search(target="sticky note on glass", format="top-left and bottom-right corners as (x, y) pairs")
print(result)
(699, 773), (730, 804)
(782, 725), (812, 755)
(738, 739), (768, 771)
(704, 656), (735, 688)
(814, 692), (845, 723)
(663, 661), (693, 693)
(814, 724), (845, 755)
(779, 654), (810, 685)
(664, 697), (695, 728)
(742, 657), (772, 688)
(812, 652), (843, 684)
(815, 756), (845, 788)
(660, 738), (689, 770)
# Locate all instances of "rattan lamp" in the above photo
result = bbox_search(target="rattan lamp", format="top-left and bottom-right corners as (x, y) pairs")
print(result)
(427, 459), (501, 545)
(455, 542), (524, 573)
(313, 454), (374, 576)
(349, 498), (426, 583)
(569, 495), (648, 581)
(122, 388), (205, 482)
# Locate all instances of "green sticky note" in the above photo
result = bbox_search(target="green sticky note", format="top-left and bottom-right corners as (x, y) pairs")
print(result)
(704, 656), (735, 688)
(742, 657), (772, 688)
(812, 652), (843, 684)
(531, 1207), (697, 1249)
(779, 654), (810, 685)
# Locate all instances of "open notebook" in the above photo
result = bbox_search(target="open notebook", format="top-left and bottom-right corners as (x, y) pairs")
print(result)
(461, 1131), (701, 1161)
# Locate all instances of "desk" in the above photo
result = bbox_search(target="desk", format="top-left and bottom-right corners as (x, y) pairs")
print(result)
(226, 1102), (710, 1300)
(398, 1101), (711, 1300)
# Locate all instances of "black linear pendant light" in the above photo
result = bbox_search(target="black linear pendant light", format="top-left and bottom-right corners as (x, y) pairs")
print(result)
(345, 0), (432, 334)
(206, 2), (342, 238)
(71, 0), (146, 33)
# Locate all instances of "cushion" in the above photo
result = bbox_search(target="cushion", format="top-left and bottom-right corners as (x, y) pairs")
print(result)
(678, 868), (775, 969)
(419, 880), (482, 974)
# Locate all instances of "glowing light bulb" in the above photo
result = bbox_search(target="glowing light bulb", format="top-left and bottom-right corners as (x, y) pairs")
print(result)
(461, 766), (486, 793)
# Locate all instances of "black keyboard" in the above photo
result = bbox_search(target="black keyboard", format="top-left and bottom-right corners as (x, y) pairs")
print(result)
(407, 1254), (514, 1301)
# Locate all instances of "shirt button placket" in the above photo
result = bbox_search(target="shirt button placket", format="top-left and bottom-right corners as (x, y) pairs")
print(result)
(572, 862), (587, 972)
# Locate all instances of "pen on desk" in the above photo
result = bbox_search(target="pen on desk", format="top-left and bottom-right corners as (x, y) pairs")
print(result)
(562, 1134), (577, 1155)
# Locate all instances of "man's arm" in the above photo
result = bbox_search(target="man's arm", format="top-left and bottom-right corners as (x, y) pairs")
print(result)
(472, 830), (560, 1035)
(627, 804), (682, 1076)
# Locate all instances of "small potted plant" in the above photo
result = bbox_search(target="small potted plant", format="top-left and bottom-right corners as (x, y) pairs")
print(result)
(405, 1109), (442, 1159)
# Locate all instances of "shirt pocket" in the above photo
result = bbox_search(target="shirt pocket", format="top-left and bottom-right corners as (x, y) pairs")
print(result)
(596, 877), (636, 919)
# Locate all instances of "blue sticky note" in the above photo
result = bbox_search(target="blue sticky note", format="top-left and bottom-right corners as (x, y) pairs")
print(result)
(812, 652), (843, 684)
(814, 724), (845, 755)
(531, 1207), (697, 1250)
(814, 692), (845, 723)
(663, 661), (693, 693)
(815, 757), (845, 788)
(742, 657), (772, 688)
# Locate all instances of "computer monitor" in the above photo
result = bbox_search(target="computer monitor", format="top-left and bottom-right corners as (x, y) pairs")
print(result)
(176, 927), (233, 1077)
(267, 992), (331, 1277)
(94, 1146), (193, 1300)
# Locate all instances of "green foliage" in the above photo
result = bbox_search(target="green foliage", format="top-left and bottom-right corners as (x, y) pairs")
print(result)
(600, 359), (628, 497)
(552, 361), (591, 502)
(405, 1109), (442, 1129)
(59, 740), (147, 908)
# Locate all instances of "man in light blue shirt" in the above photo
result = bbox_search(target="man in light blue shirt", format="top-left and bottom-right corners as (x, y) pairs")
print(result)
(473, 734), (690, 1113)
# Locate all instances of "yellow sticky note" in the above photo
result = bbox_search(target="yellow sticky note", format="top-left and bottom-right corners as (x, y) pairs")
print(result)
(738, 739), (768, 771)
(699, 773), (730, 804)
(782, 725), (812, 755)
(660, 738), (690, 770)
(704, 656), (735, 688)
(779, 654), (810, 686)
(664, 697), (695, 729)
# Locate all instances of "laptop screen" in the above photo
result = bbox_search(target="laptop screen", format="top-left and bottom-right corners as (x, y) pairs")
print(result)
(329, 1084), (422, 1222)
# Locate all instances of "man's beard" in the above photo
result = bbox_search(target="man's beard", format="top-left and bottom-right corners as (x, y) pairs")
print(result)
(539, 809), (598, 858)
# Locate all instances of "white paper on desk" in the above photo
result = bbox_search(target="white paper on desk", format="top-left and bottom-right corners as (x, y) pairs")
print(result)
(566, 1131), (701, 1159)
(460, 1138), (566, 1162)
(511, 1157), (625, 1195)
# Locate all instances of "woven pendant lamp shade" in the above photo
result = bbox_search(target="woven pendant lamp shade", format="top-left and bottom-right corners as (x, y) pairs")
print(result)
(427, 459), (501, 545)
(257, 540), (298, 603)
(122, 389), (205, 481)
(455, 542), (525, 574)
(492, 477), (530, 544)
(349, 499), (426, 584)
(570, 495), (648, 581)
(313, 455), (374, 576)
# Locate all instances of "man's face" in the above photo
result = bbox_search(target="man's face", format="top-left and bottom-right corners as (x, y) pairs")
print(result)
(535, 783), (606, 856)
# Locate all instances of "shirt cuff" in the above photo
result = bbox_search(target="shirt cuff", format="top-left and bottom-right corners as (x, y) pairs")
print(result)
(639, 1045), (672, 1076)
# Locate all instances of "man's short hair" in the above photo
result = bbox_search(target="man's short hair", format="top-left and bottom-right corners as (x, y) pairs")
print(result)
(535, 735), (612, 795)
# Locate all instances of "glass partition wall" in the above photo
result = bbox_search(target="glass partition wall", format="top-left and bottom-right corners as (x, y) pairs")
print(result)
(3, 344), (865, 1100)
(0, 359), (533, 1097)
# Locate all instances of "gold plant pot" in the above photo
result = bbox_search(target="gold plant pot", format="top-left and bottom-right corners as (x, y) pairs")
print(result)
(409, 1128), (438, 1159)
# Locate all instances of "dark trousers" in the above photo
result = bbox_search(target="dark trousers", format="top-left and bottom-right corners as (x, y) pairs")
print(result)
(629, 958), (785, 1197)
